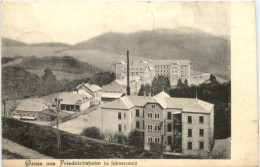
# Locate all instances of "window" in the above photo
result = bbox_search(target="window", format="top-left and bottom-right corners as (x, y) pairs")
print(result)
(148, 113), (153, 119)
(199, 142), (204, 150)
(147, 137), (152, 143)
(200, 129), (204, 137)
(154, 138), (160, 143)
(143, 120), (145, 130)
(155, 125), (160, 132)
(136, 109), (139, 117)
(188, 116), (192, 123)
(167, 136), (172, 145)
(124, 125), (126, 131)
(167, 112), (171, 120)
(118, 112), (121, 120)
(188, 142), (192, 150)
(167, 124), (172, 132)
(188, 129), (192, 137)
(143, 110), (144, 117)
(151, 105), (156, 109)
(155, 113), (160, 119)
(199, 116), (204, 123)
(147, 125), (153, 131)
(118, 124), (122, 132)
(124, 113), (126, 119)
(136, 121), (140, 129)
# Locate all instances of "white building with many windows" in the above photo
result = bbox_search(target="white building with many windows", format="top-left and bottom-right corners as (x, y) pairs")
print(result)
(101, 91), (214, 158)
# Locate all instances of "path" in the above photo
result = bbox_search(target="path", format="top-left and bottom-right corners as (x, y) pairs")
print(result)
(2, 138), (53, 159)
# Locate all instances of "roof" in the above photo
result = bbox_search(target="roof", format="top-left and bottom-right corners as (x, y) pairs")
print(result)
(102, 84), (124, 93)
(163, 97), (214, 113)
(16, 101), (49, 112)
(101, 91), (214, 113)
(101, 96), (134, 110)
(76, 83), (101, 92)
(101, 92), (124, 99)
(151, 60), (191, 66)
(154, 91), (170, 99)
(58, 92), (88, 105)
(73, 90), (92, 98)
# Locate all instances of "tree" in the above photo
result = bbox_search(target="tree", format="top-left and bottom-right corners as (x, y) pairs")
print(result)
(138, 84), (152, 96)
(151, 76), (171, 95)
(177, 78), (183, 88)
(42, 68), (56, 81)
(128, 130), (144, 150)
(80, 127), (104, 140)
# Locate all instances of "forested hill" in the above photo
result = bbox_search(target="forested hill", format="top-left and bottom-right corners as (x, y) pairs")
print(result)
(9, 56), (100, 74)
(72, 28), (230, 80)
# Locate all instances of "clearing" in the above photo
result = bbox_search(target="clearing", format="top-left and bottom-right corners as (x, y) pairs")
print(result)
(56, 107), (101, 135)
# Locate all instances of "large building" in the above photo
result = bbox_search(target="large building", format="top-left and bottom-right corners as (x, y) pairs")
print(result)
(149, 60), (191, 86)
(101, 91), (214, 158)
(112, 59), (191, 86)
(112, 60), (156, 85)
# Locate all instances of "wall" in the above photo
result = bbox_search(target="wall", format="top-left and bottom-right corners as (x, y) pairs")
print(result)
(181, 112), (212, 157)
(2, 118), (159, 159)
(80, 100), (90, 110)
(101, 108), (132, 136)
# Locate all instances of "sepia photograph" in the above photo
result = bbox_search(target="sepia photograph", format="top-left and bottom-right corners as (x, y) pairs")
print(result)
(1, 1), (257, 166)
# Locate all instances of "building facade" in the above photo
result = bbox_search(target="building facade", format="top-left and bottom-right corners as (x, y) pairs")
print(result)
(76, 83), (102, 106)
(149, 60), (191, 86)
(101, 91), (214, 158)
(59, 92), (91, 111)
(112, 60), (156, 85)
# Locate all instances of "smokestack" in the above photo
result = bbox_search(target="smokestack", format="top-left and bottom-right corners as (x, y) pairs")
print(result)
(127, 50), (130, 95)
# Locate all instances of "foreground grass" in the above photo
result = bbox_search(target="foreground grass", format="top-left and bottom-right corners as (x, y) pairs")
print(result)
(211, 137), (231, 159)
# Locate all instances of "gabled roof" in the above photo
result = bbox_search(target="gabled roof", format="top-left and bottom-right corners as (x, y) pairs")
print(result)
(102, 84), (124, 93)
(101, 96), (134, 110)
(58, 92), (88, 105)
(154, 91), (170, 99)
(76, 83), (101, 92)
(16, 101), (49, 112)
(101, 91), (213, 114)
(101, 92), (124, 99)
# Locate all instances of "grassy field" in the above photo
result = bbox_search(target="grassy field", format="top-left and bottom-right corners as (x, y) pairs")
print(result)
(27, 69), (93, 81)
(211, 137), (231, 159)
(57, 107), (101, 135)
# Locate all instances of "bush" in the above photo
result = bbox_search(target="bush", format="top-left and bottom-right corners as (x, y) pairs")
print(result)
(127, 130), (144, 150)
(80, 127), (104, 140)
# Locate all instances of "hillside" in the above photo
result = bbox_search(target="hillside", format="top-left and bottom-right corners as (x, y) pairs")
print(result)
(10, 56), (100, 74)
(2, 37), (70, 47)
(73, 28), (230, 79)
(2, 28), (231, 79)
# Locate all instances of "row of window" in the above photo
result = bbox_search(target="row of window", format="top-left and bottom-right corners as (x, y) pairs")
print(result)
(188, 141), (204, 150)
(188, 129), (204, 137)
(147, 136), (173, 145)
(118, 124), (127, 132)
(188, 116), (204, 124)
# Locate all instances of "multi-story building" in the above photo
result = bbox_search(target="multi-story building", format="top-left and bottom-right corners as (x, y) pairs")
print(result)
(149, 60), (191, 86)
(112, 60), (156, 85)
(101, 91), (214, 158)
(76, 83), (102, 106)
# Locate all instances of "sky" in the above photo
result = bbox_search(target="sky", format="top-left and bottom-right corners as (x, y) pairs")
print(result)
(1, 1), (230, 44)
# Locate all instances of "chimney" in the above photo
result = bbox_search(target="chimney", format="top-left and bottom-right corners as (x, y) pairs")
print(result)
(127, 50), (130, 96)
(148, 93), (151, 97)
(144, 91), (146, 96)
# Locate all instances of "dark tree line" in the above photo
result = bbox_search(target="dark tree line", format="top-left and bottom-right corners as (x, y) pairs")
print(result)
(2, 66), (115, 100)
(138, 75), (231, 139)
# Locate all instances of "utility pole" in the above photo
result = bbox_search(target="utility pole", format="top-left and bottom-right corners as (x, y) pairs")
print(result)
(160, 120), (164, 158)
(3, 100), (6, 128)
(55, 98), (63, 151)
